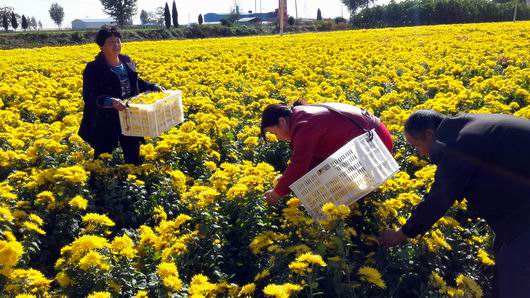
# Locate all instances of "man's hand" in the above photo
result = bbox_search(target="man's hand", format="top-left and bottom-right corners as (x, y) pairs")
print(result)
(379, 229), (408, 248)
(264, 190), (282, 206)
(112, 98), (127, 111)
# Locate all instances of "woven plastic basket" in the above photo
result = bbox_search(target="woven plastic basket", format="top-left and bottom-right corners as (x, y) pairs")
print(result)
(119, 90), (184, 137)
(289, 130), (399, 220)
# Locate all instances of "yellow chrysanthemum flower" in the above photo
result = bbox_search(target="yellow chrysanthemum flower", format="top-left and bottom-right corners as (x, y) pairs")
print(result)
(68, 195), (88, 210)
(358, 266), (386, 289)
(87, 292), (112, 298)
(263, 283), (303, 298)
(189, 274), (217, 298)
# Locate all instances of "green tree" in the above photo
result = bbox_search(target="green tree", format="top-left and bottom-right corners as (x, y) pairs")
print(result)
(317, 8), (323, 20)
(164, 2), (171, 29)
(21, 15), (28, 31)
(2, 13), (8, 31)
(10, 12), (18, 30)
(172, 0), (179, 27)
(198, 14), (204, 25)
(49, 3), (64, 29)
(342, 0), (375, 17)
(0, 7), (16, 27)
(100, 0), (137, 27)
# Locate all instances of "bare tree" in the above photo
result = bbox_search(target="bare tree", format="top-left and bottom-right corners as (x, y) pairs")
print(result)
(154, 7), (165, 26)
(30, 16), (37, 30)
(49, 3), (64, 29)
(140, 9), (149, 25)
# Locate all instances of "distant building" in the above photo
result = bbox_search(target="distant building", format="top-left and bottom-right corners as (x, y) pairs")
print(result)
(237, 17), (262, 24)
(203, 13), (228, 23)
(204, 11), (277, 24)
(72, 19), (115, 30)
(137, 22), (160, 27)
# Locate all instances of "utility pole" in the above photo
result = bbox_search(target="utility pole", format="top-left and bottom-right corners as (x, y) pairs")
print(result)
(295, 0), (298, 19)
(279, 0), (287, 34)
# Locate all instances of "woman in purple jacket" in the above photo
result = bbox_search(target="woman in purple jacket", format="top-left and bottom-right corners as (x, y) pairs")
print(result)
(78, 26), (163, 165)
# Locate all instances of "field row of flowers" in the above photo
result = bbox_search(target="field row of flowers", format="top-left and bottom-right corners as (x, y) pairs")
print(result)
(0, 21), (529, 297)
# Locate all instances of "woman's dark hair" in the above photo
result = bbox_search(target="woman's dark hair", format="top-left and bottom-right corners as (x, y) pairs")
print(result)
(404, 110), (447, 138)
(95, 25), (122, 47)
(260, 99), (307, 139)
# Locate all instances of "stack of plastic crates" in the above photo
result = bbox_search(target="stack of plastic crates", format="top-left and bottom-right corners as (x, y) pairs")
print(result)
(289, 130), (399, 221)
(119, 90), (184, 137)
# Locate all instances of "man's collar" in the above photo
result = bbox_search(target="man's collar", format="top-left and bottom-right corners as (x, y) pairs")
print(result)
(429, 140), (446, 164)
(428, 118), (451, 164)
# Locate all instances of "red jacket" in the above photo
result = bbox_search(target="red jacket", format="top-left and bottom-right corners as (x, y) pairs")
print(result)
(274, 103), (394, 196)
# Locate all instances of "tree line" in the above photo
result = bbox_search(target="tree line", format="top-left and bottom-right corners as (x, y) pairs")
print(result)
(1, 2), (64, 32)
(140, 1), (205, 28)
(1, 7), (43, 32)
(343, 0), (530, 28)
(3, 1), (334, 33)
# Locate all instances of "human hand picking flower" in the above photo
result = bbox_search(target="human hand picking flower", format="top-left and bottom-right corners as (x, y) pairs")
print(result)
(264, 189), (282, 206)
(154, 84), (166, 92)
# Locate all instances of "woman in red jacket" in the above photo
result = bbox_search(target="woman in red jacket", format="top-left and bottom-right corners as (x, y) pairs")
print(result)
(261, 101), (394, 205)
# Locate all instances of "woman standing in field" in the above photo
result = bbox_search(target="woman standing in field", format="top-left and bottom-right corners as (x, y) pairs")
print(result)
(261, 100), (394, 205)
(78, 26), (164, 165)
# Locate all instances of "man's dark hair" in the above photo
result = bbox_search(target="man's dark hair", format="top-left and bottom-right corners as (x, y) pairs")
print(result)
(95, 25), (122, 47)
(404, 110), (447, 138)
(260, 99), (307, 139)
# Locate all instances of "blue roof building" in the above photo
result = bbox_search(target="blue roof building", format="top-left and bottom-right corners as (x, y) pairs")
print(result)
(204, 11), (277, 24)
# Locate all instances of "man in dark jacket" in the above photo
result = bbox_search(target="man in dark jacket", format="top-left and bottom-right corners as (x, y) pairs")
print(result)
(79, 26), (162, 164)
(379, 110), (530, 297)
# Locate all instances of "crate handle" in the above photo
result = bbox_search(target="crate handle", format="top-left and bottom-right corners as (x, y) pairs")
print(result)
(123, 100), (131, 131)
(124, 109), (131, 132)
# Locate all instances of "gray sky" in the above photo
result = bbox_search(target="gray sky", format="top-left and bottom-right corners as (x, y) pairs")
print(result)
(1, 0), (350, 29)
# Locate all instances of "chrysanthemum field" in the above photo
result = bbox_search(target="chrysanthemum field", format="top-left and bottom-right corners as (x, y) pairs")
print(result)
(0, 21), (529, 297)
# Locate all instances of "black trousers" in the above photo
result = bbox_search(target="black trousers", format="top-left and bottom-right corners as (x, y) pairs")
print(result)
(94, 134), (141, 165)
(494, 228), (530, 298)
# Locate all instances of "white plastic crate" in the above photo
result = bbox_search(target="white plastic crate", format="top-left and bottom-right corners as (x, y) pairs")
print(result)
(289, 130), (399, 221)
(119, 90), (184, 137)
